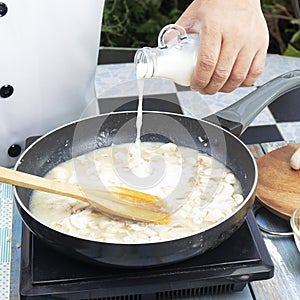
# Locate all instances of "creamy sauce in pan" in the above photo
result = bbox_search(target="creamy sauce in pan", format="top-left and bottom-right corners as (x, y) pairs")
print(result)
(30, 142), (244, 244)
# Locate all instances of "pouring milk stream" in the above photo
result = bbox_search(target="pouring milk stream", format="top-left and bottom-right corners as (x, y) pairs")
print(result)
(133, 24), (200, 170)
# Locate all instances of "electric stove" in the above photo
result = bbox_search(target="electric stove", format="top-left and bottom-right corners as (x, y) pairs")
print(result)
(18, 96), (274, 299)
(18, 211), (273, 299)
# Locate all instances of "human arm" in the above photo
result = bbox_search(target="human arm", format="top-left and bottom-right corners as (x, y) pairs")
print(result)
(176, 0), (269, 94)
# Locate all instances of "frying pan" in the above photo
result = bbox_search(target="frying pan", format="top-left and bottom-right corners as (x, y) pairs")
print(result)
(14, 70), (300, 267)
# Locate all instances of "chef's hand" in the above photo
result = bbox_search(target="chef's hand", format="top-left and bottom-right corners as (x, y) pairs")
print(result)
(176, 0), (269, 94)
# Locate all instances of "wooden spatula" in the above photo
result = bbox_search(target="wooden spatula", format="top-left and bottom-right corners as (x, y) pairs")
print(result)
(0, 166), (170, 224)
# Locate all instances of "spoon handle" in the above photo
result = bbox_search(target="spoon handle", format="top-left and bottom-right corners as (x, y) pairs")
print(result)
(0, 166), (170, 224)
(0, 166), (86, 202)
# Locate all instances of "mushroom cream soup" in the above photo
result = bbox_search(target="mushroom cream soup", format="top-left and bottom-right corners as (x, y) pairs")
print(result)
(30, 142), (244, 243)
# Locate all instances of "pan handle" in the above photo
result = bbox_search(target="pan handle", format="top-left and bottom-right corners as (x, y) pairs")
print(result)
(203, 70), (300, 136)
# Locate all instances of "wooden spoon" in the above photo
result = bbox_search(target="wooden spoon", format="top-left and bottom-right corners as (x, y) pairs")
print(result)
(0, 166), (170, 224)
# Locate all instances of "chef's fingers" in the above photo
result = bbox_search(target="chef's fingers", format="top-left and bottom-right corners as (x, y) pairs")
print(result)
(241, 49), (267, 87)
(194, 40), (267, 95)
(219, 48), (256, 93)
(190, 27), (222, 92)
(195, 37), (239, 95)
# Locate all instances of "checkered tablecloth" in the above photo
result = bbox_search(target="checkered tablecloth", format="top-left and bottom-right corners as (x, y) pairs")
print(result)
(0, 184), (13, 300)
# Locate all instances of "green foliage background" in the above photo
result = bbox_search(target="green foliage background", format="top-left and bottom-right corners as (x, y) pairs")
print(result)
(100, 0), (188, 48)
(261, 0), (300, 56)
(101, 0), (300, 57)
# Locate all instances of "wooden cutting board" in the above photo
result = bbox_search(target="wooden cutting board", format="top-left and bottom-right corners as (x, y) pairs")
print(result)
(256, 143), (300, 220)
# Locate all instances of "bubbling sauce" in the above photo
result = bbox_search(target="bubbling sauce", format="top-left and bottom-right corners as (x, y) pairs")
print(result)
(30, 142), (244, 244)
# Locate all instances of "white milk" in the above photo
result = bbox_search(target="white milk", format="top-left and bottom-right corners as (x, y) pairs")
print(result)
(130, 77), (149, 177)
(155, 45), (198, 86)
(134, 25), (200, 86)
(135, 77), (144, 152)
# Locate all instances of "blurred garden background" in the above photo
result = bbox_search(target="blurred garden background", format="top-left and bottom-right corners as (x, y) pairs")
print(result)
(100, 0), (300, 57)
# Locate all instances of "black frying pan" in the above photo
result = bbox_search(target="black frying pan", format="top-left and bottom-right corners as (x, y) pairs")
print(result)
(13, 71), (300, 267)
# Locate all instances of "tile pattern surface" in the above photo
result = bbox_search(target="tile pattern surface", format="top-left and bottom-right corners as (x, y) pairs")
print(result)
(96, 54), (300, 143)
(0, 185), (13, 300)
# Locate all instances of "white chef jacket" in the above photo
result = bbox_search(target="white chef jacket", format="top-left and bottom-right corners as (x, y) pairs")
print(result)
(0, 0), (104, 167)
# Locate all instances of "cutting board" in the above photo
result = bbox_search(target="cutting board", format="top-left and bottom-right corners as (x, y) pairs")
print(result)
(256, 143), (300, 220)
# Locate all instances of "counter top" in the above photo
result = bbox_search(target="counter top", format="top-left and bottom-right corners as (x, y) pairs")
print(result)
(2, 54), (300, 299)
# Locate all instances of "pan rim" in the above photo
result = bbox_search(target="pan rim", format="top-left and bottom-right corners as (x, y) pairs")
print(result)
(13, 110), (258, 245)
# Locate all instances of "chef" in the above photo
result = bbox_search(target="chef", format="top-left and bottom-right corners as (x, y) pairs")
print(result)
(0, 0), (104, 167)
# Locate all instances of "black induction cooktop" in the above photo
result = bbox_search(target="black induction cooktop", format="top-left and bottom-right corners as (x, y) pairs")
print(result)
(19, 96), (273, 299)
(19, 211), (273, 299)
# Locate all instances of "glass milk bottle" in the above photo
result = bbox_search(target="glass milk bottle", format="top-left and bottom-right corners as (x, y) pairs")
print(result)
(134, 24), (200, 86)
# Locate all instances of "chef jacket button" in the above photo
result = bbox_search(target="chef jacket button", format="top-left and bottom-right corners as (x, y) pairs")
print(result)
(0, 2), (8, 17)
(8, 144), (22, 158)
(0, 85), (14, 98)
